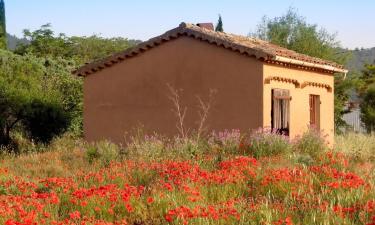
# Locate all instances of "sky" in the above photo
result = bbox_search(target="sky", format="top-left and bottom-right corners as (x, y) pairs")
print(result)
(5, 0), (375, 49)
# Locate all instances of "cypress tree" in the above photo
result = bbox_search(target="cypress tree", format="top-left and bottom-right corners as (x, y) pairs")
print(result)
(215, 14), (224, 32)
(0, 0), (6, 49)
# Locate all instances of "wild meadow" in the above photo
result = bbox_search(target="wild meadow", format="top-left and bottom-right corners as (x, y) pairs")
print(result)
(0, 129), (374, 225)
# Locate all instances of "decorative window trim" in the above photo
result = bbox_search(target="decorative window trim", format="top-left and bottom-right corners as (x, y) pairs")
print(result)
(301, 81), (332, 92)
(264, 76), (300, 88)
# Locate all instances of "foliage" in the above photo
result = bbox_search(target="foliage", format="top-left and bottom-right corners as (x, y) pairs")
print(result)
(69, 35), (137, 64)
(38, 57), (83, 135)
(252, 8), (348, 63)
(0, 0), (6, 49)
(360, 88), (375, 133)
(0, 50), (81, 149)
(252, 8), (353, 131)
(293, 128), (327, 159)
(85, 141), (120, 166)
(357, 64), (375, 95)
(335, 132), (375, 162)
(0, 23), (139, 147)
(0, 133), (373, 224)
(334, 75), (356, 132)
(346, 47), (375, 72)
(15, 24), (73, 58)
(15, 24), (138, 64)
(22, 99), (70, 143)
(215, 14), (224, 32)
(247, 128), (291, 158)
(353, 64), (375, 133)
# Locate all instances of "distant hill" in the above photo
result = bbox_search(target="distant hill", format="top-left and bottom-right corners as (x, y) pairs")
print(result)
(346, 47), (375, 72)
(6, 33), (28, 50)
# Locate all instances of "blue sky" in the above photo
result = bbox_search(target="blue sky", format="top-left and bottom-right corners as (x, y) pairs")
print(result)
(5, 0), (375, 49)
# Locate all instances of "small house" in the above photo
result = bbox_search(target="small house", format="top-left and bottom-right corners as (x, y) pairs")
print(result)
(75, 22), (348, 145)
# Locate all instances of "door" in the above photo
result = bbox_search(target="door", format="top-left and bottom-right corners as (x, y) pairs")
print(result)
(271, 89), (290, 136)
(309, 95), (320, 129)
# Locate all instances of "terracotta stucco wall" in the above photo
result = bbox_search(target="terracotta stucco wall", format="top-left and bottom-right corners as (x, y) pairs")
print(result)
(262, 64), (335, 145)
(84, 36), (264, 144)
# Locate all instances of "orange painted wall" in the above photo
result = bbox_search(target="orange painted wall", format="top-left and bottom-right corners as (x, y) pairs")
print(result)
(262, 64), (335, 145)
(84, 36), (264, 144)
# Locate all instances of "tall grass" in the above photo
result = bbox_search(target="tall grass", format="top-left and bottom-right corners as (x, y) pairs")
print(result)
(335, 132), (375, 162)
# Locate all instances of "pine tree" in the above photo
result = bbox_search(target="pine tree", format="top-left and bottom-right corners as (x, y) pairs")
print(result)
(0, 0), (6, 49)
(215, 14), (223, 32)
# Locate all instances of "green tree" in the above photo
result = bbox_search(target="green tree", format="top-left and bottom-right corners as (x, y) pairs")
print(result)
(0, 50), (80, 150)
(252, 8), (352, 132)
(15, 24), (138, 64)
(357, 64), (375, 96)
(253, 8), (347, 63)
(356, 64), (375, 133)
(23, 99), (70, 143)
(69, 35), (135, 64)
(12, 24), (138, 138)
(15, 24), (73, 58)
(360, 88), (375, 133)
(215, 14), (224, 32)
(0, 0), (6, 49)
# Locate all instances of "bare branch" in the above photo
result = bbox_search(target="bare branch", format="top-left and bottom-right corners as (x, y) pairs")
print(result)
(196, 89), (217, 141)
(167, 84), (188, 139)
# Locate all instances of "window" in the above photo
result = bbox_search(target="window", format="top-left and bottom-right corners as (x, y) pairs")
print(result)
(309, 95), (320, 129)
(271, 89), (290, 136)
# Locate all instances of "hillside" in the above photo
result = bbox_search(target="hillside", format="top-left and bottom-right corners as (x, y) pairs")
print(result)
(6, 33), (28, 50)
(346, 47), (375, 72)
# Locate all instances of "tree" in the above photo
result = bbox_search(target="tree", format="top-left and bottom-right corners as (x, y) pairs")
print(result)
(252, 8), (353, 132)
(0, 50), (79, 150)
(360, 88), (375, 133)
(0, 0), (6, 49)
(11, 24), (139, 140)
(15, 24), (139, 64)
(23, 99), (70, 143)
(69, 35), (136, 64)
(357, 64), (375, 96)
(356, 64), (375, 132)
(252, 8), (348, 63)
(215, 14), (224, 32)
(15, 24), (73, 58)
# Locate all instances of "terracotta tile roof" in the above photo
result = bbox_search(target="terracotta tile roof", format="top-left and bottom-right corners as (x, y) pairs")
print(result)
(74, 22), (347, 76)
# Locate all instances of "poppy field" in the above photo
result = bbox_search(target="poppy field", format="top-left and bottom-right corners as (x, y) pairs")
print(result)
(0, 130), (374, 225)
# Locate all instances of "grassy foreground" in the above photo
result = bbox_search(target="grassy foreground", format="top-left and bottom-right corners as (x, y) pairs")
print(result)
(0, 130), (374, 225)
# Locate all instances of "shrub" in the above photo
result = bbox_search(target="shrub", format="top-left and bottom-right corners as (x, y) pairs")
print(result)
(23, 99), (70, 144)
(85, 141), (119, 166)
(248, 128), (291, 158)
(208, 129), (242, 154)
(86, 145), (100, 164)
(293, 129), (327, 159)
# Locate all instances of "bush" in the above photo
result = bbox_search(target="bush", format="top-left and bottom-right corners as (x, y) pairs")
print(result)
(248, 128), (291, 158)
(23, 99), (70, 144)
(85, 141), (119, 166)
(208, 129), (242, 154)
(293, 129), (327, 159)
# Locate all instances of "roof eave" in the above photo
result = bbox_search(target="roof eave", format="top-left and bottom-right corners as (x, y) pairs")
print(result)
(273, 56), (348, 74)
